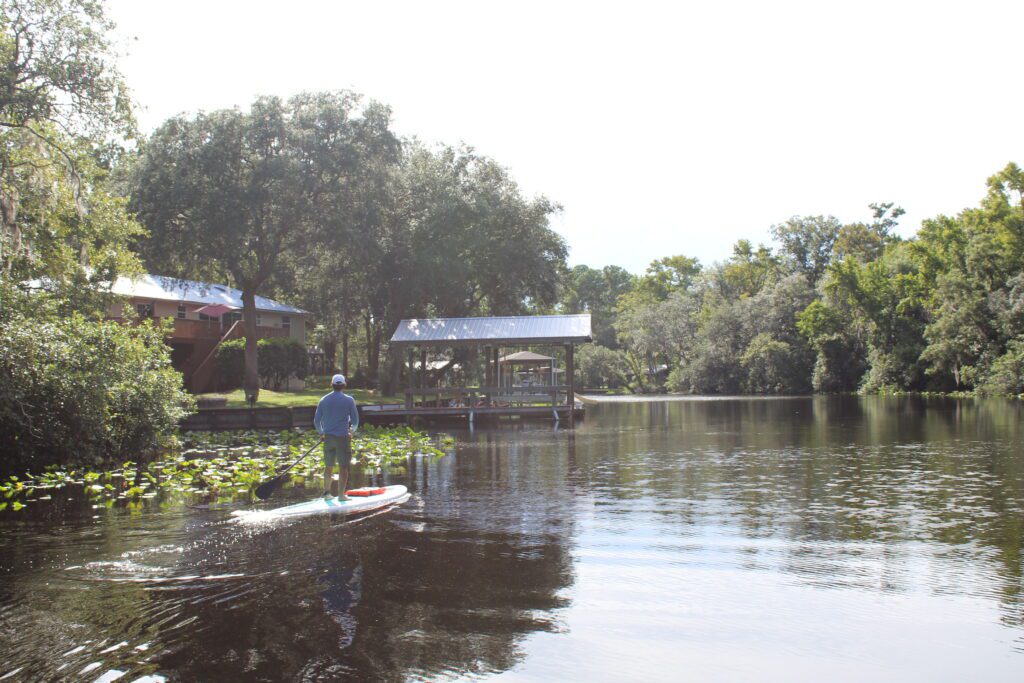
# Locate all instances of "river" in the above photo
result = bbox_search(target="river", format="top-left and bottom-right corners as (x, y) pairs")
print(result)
(1, 395), (1022, 681)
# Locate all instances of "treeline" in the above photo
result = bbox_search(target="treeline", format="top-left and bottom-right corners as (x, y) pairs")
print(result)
(566, 182), (1024, 396)
(3, 0), (1022, 476)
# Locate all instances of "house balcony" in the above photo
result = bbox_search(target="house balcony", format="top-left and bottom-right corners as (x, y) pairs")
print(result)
(106, 316), (291, 341)
(168, 318), (291, 341)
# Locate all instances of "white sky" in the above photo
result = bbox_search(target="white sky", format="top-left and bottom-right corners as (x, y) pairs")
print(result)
(107, 0), (1024, 274)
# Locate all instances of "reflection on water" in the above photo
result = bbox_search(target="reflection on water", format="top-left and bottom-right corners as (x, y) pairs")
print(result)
(0, 395), (1022, 681)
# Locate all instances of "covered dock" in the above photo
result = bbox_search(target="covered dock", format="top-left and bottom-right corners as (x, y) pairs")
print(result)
(385, 313), (592, 425)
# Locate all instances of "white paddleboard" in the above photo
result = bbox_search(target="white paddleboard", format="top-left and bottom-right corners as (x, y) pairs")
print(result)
(232, 485), (409, 522)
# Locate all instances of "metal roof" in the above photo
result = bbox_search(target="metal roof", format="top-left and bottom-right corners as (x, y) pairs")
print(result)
(390, 314), (591, 347)
(108, 274), (308, 315)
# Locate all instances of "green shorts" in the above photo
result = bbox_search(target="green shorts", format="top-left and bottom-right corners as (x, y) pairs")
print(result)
(323, 434), (352, 468)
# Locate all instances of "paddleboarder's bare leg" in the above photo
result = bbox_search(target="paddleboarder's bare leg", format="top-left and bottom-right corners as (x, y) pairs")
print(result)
(338, 465), (350, 500)
(323, 464), (334, 497)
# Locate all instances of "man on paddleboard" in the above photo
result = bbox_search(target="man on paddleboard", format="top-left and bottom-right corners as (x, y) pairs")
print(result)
(314, 374), (360, 499)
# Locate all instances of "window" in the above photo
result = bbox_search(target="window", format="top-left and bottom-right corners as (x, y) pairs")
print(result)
(223, 311), (243, 328)
(281, 316), (291, 331)
(199, 312), (211, 321)
(136, 303), (153, 318)
(177, 305), (186, 320)
(256, 314), (262, 327)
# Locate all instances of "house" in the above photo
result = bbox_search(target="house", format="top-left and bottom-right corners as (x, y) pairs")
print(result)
(106, 274), (311, 393)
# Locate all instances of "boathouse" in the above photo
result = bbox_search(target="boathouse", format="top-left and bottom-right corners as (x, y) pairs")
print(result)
(385, 314), (592, 423)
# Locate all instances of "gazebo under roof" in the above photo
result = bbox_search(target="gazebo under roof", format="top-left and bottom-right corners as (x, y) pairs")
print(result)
(388, 314), (591, 422)
(498, 351), (554, 364)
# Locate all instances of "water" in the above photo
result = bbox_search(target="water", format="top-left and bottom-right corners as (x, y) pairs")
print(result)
(1, 395), (1022, 681)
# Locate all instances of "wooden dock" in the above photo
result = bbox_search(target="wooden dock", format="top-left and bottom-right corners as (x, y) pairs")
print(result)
(180, 402), (584, 431)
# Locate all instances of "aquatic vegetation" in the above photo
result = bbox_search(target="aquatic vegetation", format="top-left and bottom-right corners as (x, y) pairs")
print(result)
(0, 426), (454, 511)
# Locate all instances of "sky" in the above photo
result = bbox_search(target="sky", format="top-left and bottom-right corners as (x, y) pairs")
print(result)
(106, 0), (1024, 274)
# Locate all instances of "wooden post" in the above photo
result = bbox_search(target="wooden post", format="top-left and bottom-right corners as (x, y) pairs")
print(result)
(550, 356), (555, 406)
(566, 343), (575, 426)
(420, 348), (427, 407)
(493, 347), (500, 394)
(406, 349), (414, 409)
(483, 345), (491, 404)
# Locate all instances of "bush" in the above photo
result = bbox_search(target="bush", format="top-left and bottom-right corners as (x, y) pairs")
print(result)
(576, 344), (628, 388)
(740, 333), (806, 393)
(978, 338), (1024, 396)
(260, 337), (309, 390)
(216, 338), (247, 388)
(0, 308), (194, 474)
(216, 336), (308, 391)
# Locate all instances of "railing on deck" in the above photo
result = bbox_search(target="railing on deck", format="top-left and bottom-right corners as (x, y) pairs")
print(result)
(404, 385), (570, 409)
(106, 316), (291, 340)
(170, 318), (289, 340)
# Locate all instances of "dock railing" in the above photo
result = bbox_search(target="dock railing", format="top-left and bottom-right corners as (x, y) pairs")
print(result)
(404, 385), (570, 409)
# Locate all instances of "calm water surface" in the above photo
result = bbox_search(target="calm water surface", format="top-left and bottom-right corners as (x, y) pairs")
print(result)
(1, 396), (1022, 682)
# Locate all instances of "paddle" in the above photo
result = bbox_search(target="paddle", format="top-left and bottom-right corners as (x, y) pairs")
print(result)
(254, 436), (324, 500)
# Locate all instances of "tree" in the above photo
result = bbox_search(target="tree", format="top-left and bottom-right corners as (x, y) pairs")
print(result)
(709, 240), (780, 300)
(919, 271), (991, 389)
(131, 92), (399, 401)
(357, 143), (567, 392)
(1, 0), (134, 274)
(825, 244), (928, 392)
(797, 299), (866, 392)
(833, 203), (903, 263)
(667, 299), (747, 394)
(771, 215), (842, 284)
(741, 333), (799, 393)
(979, 337), (1024, 396)
(561, 264), (635, 347)
(576, 344), (629, 388)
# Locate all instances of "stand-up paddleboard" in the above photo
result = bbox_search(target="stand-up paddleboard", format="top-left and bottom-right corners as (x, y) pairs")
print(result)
(232, 485), (409, 522)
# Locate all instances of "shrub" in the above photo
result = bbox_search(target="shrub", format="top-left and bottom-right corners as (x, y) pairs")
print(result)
(978, 338), (1024, 397)
(260, 337), (308, 390)
(741, 333), (801, 393)
(0, 308), (194, 474)
(215, 336), (308, 391)
(576, 344), (628, 388)
(216, 338), (247, 389)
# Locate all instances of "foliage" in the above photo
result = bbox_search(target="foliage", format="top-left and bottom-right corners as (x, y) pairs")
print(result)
(560, 264), (635, 347)
(603, 167), (1024, 397)
(0, 0), (133, 140)
(740, 333), (800, 393)
(666, 299), (746, 393)
(216, 337), (308, 390)
(797, 299), (866, 392)
(216, 338), (247, 389)
(979, 338), (1024, 397)
(130, 92), (400, 402)
(710, 240), (781, 300)
(316, 141), (569, 391)
(1, 0), (141, 290)
(257, 337), (308, 390)
(575, 344), (629, 388)
(0, 293), (193, 475)
(0, 426), (454, 510)
(770, 215), (842, 285)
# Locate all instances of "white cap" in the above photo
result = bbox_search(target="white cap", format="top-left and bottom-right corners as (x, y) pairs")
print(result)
(331, 373), (346, 386)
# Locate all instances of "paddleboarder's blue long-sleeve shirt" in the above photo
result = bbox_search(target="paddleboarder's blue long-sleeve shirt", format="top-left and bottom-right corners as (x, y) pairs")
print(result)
(314, 391), (359, 436)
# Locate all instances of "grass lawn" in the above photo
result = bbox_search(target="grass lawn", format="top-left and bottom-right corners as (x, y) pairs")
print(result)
(203, 386), (405, 409)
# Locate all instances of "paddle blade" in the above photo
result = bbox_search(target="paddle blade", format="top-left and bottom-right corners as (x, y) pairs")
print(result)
(255, 474), (286, 500)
